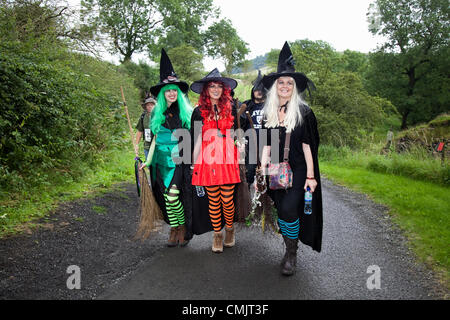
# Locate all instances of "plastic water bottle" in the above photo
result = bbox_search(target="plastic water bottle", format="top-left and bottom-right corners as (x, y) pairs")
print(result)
(304, 187), (312, 215)
(196, 186), (205, 197)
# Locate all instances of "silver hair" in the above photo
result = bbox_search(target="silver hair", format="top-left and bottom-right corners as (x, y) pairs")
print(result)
(262, 77), (308, 133)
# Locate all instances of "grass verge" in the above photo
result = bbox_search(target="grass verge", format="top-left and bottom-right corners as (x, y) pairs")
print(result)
(0, 146), (136, 238)
(320, 162), (450, 290)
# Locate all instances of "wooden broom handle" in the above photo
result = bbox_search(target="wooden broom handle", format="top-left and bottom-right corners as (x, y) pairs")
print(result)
(120, 86), (138, 155)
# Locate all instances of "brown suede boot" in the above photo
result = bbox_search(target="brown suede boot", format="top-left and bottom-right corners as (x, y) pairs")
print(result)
(281, 236), (298, 276)
(224, 226), (235, 248)
(167, 227), (178, 247)
(212, 231), (223, 253)
(177, 224), (189, 247)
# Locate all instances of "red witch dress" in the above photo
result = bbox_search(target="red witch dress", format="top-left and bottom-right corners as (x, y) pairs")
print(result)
(192, 111), (240, 186)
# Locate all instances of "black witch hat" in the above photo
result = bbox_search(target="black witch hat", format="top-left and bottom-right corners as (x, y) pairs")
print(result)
(190, 68), (237, 94)
(251, 69), (264, 92)
(150, 48), (189, 97)
(251, 69), (266, 100)
(262, 41), (315, 94)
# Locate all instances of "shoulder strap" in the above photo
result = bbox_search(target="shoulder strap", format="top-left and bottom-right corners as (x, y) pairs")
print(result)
(283, 132), (291, 162)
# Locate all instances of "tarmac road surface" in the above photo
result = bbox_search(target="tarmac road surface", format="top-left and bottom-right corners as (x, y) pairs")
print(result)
(99, 179), (443, 300)
(0, 179), (445, 300)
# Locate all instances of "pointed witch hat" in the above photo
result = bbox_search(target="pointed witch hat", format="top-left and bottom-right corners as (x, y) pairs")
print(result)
(150, 48), (189, 96)
(251, 69), (266, 100)
(252, 69), (264, 91)
(262, 41), (315, 94)
(190, 68), (238, 94)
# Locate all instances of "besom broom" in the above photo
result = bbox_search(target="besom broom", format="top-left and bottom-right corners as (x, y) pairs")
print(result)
(120, 87), (163, 240)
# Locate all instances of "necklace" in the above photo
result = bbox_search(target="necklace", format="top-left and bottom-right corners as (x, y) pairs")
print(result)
(278, 102), (288, 126)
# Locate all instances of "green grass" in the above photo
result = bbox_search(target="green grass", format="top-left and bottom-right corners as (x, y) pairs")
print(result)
(321, 162), (450, 289)
(320, 144), (449, 186)
(0, 145), (136, 237)
(92, 205), (107, 215)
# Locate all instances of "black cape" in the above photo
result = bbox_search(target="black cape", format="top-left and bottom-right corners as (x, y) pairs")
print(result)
(189, 104), (246, 235)
(298, 105), (323, 252)
(263, 104), (322, 252)
(149, 102), (193, 240)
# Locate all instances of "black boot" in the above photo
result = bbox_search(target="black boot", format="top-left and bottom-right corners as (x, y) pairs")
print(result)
(281, 236), (298, 276)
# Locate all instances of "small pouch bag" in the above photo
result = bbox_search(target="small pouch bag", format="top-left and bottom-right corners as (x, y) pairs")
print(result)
(268, 132), (293, 190)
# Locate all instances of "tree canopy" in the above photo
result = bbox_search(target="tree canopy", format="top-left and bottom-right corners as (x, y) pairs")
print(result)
(203, 18), (249, 75)
(81, 0), (219, 63)
(366, 0), (450, 128)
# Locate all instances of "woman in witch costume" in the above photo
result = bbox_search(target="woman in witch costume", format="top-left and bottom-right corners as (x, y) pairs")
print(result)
(140, 48), (193, 247)
(190, 68), (241, 253)
(260, 42), (323, 276)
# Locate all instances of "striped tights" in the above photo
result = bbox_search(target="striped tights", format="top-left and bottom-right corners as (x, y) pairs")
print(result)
(204, 184), (235, 232)
(163, 186), (185, 227)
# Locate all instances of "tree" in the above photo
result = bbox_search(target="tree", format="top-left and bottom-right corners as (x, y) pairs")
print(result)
(340, 50), (369, 75)
(204, 18), (249, 74)
(265, 48), (280, 70)
(81, 0), (216, 63)
(167, 44), (204, 82)
(290, 39), (341, 84)
(151, 0), (219, 58)
(119, 60), (159, 99)
(0, 0), (96, 53)
(367, 0), (450, 128)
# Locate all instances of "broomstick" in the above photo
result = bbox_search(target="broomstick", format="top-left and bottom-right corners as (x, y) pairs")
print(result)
(234, 103), (251, 222)
(120, 87), (162, 240)
(245, 111), (276, 233)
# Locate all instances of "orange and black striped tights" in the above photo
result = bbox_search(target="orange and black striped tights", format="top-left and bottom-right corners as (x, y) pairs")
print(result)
(204, 184), (235, 231)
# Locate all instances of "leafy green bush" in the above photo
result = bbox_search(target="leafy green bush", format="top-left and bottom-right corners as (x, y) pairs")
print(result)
(0, 40), (139, 193)
(312, 72), (392, 148)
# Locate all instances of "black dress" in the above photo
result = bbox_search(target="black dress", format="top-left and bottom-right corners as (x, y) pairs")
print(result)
(262, 104), (323, 252)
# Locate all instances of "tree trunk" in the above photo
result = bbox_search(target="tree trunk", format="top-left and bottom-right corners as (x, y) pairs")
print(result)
(401, 109), (410, 129)
(401, 67), (416, 129)
(121, 55), (132, 64)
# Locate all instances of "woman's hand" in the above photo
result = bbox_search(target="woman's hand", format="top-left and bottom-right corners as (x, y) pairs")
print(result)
(260, 146), (271, 175)
(304, 178), (317, 192)
(236, 139), (245, 155)
(139, 163), (147, 171)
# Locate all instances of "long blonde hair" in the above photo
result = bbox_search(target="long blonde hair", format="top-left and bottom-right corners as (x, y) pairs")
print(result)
(262, 77), (307, 133)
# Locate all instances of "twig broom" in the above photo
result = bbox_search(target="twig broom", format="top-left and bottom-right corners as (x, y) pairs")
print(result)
(120, 87), (163, 240)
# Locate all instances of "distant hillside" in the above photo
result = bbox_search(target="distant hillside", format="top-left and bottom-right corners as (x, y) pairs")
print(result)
(231, 53), (268, 74)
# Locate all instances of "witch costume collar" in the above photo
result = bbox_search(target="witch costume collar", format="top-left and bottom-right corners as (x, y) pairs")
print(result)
(190, 68), (238, 94)
(150, 48), (189, 97)
(262, 41), (315, 94)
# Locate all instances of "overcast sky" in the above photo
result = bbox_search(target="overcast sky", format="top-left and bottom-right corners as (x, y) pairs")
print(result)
(69, 0), (384, 70)
(206, 0), (383, 70)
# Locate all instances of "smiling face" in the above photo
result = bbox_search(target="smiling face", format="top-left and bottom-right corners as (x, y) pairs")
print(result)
(164, 88), (178, 105)
(207, 81), (224, 102)
(276, 76), (295, 101)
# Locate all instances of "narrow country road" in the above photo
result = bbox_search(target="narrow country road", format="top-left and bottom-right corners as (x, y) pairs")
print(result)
(0, 179), (446, 300)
